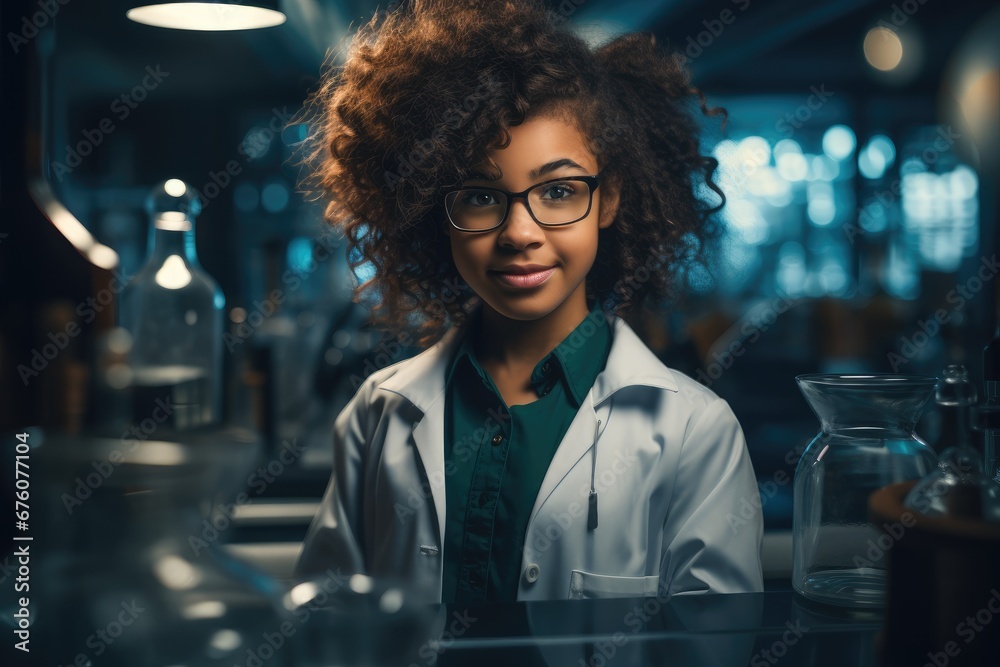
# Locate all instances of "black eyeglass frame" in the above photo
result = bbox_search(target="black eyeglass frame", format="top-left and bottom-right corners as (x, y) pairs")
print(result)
(443, 173), (602, 233)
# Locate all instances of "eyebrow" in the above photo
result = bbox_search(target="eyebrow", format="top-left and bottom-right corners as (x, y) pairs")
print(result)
(467, 158), (589, 182)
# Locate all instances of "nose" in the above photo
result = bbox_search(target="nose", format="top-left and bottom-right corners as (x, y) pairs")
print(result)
(497, 196), (545, 249)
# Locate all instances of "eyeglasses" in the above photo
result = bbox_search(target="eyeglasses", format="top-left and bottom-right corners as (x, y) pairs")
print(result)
(443, 173), (601, 232)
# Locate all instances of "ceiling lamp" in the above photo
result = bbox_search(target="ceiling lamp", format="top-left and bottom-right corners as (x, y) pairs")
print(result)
(127, 1), (286, 31)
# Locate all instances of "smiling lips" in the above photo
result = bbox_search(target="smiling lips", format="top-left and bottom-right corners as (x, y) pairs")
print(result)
(489, 264), (557, 289)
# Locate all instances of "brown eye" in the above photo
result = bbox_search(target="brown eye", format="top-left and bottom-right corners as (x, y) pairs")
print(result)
(540, 183), (576, 200)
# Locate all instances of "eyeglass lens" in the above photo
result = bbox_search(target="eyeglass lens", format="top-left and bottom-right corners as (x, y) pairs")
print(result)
(446, 179), (593, 231)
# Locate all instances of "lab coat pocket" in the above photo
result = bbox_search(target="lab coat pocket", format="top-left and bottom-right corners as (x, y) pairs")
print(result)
(568, 570), (660, 599)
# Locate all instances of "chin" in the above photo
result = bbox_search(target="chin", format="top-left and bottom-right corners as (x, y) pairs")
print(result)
(481, 293), (565, 322)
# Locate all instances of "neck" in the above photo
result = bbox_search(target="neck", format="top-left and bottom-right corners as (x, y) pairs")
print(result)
(474, 288), (591, 369)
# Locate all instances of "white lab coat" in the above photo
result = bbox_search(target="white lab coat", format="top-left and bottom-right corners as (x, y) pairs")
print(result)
(295, 310), (764, 603)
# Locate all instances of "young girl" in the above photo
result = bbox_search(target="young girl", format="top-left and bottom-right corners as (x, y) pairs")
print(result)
(295, 0), (763, 603)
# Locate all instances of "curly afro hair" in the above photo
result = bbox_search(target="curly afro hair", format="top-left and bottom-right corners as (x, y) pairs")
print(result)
(302, 0), (725, 347)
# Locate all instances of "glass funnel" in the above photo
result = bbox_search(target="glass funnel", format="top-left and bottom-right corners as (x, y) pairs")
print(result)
(792, 374), (938, 608)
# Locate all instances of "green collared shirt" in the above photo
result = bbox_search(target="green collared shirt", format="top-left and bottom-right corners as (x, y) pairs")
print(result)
(441, 299), (612, 603)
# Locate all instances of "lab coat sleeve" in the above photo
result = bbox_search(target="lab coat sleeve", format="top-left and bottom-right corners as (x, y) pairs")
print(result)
(659, 396), (764, 595)
(294, 380), (373, 579)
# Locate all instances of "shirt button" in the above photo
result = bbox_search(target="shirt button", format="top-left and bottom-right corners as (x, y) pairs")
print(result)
(478, 493), (488, 507)
(524, 563), (540, 583)
(541, 362), (552, 375)
(491, 433), (504, 446)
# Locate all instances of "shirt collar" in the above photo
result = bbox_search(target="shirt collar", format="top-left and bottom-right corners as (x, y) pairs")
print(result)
(383, 301), (678, 414)
(444, 311), (481, 391)
(445, 299), (610, 407)
(544, 299), (611, 406)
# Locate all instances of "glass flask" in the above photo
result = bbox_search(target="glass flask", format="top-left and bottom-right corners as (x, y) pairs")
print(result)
(119, 179), (225, 428)
(793, 374), (939, 607)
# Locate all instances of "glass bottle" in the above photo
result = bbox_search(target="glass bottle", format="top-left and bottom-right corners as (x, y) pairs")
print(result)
(793, 374), (939, 607)
(119, 180), (225, 428)
(933, 364), (978, 454)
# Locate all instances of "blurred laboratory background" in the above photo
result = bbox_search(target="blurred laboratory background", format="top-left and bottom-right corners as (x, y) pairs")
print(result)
(2, 0), (998, 585)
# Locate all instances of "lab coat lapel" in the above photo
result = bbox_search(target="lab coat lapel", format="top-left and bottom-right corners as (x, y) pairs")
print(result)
(410, 407), (447, 546)
(379, 310), (680, 545)
(529, 394), (601, 527)
(528, 315), (679, 526)
(380, 317), (471, 547)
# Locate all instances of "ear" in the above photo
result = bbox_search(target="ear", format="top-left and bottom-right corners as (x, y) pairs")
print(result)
(597, 174), (620, 230)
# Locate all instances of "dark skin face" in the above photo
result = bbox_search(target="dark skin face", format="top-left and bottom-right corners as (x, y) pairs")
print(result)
(445, 112), (620, 405)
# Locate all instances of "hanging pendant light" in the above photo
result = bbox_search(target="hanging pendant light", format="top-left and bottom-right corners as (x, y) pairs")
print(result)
(127, 1), (286, 31)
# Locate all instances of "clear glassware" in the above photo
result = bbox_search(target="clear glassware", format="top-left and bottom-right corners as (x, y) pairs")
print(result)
(903, 445), (1000, 521)
(793, 374), (939, 607)
(32, 427), (293, 666)
(283, 573), (435, 667)
(118, 179), (225, 428)
(933, 364), (978, 453)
